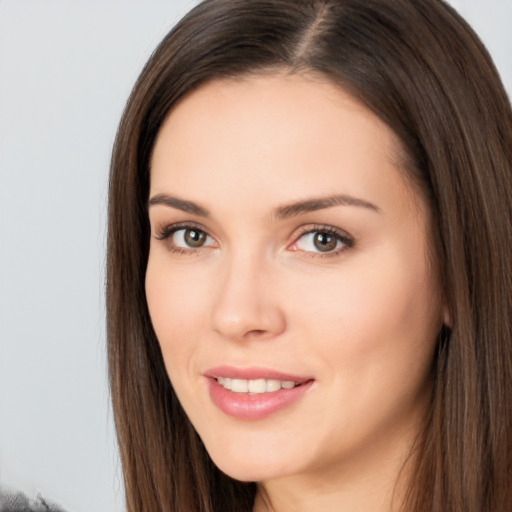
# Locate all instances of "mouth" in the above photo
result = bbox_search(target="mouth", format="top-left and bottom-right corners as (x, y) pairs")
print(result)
(205, 367), (314, 420)
(216, 377), (303, 394)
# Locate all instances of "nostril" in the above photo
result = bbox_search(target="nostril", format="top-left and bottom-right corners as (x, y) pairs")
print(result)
(246, 329), (271, 339)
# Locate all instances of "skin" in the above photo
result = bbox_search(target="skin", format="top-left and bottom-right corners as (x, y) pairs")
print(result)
(146, 73), (445, 512)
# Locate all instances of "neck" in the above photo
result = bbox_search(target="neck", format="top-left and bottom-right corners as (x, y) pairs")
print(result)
(252, 418), (422, 512)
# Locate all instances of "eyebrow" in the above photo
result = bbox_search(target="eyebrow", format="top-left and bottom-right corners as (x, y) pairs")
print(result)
(273, 194), (381, 219)
(148, 193), (380, 219)
(148, 193), (210, 216)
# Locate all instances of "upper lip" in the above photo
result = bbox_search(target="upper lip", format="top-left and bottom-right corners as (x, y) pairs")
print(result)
(204, 365), (313, 382)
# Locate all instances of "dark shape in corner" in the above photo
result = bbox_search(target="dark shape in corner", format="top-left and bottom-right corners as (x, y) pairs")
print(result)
(0, 488), (68, 512)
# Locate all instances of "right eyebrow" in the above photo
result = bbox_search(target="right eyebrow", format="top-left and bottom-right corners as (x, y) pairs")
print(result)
(148, 193), (210, 217)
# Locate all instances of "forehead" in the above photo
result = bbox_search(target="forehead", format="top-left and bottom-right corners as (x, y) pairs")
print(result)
(152, 73), (401, 164)
(149, 73), (419, 217)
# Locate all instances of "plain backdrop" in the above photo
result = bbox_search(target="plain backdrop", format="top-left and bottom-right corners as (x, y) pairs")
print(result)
(0, 1), (510, 511)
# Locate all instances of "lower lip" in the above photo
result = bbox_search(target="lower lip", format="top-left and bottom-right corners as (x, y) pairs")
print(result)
(207, 378), (314, 420)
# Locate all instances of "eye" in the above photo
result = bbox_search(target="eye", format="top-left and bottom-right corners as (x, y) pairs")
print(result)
(154, 223), (217, 253)
(290, 227), (353, 256)
(171, 227), (216, 249)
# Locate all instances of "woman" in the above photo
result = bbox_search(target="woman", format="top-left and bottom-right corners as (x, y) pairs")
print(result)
(107, 0), (512, 511)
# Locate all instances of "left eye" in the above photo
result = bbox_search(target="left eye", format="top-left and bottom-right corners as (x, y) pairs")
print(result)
(171, 228), (216, 249)
(294, 230), (347, 253)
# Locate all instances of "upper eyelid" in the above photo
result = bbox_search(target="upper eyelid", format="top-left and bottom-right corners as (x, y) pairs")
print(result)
(153, 220), (213, 239)
(291, 224), (353, 242)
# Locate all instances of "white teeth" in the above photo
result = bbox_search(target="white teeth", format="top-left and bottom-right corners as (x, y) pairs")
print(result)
(231, 379), (248, 393)
(248, 379), (266, 394)
(216, 377), (299, 393)
(217, 377), (232, 389)
(266, 379), (281, 392)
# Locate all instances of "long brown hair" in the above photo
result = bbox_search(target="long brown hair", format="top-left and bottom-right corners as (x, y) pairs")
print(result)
(107, 1), (512, 510)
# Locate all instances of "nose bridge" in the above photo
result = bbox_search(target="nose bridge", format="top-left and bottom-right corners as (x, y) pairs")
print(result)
(211, 244), (285, 341)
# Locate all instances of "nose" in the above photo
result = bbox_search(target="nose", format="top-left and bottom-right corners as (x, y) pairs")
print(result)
(210, 251), (286, 342)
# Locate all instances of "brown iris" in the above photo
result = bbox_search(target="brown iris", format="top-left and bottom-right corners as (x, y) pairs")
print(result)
(184, 229), (207, 247)
(313, 232), (338, 252)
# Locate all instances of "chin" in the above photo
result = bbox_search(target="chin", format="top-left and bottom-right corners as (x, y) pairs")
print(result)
(202, 437), (297, 483)
(211, 458), (282, 483)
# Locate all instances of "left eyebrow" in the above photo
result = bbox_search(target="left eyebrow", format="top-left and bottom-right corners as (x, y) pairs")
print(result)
(272, 194), (381, 220)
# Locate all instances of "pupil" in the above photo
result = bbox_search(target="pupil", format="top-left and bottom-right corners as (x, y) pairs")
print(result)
(185, 229), (206, 247)
(314, 232), (337, 252)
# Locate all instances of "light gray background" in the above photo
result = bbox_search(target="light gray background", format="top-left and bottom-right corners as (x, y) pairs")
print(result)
(0, 2), (510, 511)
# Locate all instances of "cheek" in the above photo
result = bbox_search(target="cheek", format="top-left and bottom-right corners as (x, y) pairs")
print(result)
(291, 246), (441, 373)
(289, 250), (440, 444)
(145, 257), (213, 373)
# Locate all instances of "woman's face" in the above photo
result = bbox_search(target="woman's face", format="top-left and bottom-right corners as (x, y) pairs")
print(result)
(146, 74), (444, 484)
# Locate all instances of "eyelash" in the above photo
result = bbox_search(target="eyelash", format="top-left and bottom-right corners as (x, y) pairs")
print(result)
(154, 222), (354, 258)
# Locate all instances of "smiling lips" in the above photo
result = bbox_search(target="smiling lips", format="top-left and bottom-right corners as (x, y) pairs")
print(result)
(217, 377), (298, 393)
(205, 367), (314, 420)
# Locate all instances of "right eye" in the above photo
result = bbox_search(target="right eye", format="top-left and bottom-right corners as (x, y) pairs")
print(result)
(171, 227), (216, 249)
(155, 224), (218, 254)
